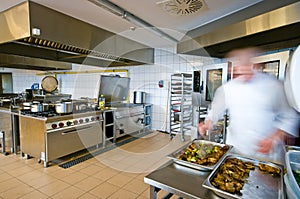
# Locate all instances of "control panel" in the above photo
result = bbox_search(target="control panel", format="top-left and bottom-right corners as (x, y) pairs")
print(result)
(46, 114), (103, 131)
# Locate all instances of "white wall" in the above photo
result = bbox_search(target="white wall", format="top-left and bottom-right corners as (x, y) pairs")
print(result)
(56, 47), (219, 132)
(3, 47), (220, 132)
(0, 68), (43, 92)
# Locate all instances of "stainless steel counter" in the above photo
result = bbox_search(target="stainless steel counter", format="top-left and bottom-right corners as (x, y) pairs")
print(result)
(144, 161), (222, 199)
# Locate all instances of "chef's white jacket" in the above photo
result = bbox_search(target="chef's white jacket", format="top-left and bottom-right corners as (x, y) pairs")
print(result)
(207, 72), (299, 163)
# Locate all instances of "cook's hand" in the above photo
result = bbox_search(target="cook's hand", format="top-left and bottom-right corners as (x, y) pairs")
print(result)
(198, 120), (212, 137)
(256, 129), (285, 154)
(257, 138), (273, 154)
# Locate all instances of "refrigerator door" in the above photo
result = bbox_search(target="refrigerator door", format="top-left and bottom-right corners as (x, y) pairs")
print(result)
(284, 45), (300, 112)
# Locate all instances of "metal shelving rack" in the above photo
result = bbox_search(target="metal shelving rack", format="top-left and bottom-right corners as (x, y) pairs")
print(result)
(169, 73), (193, 141)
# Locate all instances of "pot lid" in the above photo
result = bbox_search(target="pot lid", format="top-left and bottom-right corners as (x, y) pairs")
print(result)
(41, 76), (58, 93)
(284, 45), (300, 112)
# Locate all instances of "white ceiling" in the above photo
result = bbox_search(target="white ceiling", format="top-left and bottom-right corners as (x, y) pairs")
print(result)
(0, 0), (262, 48)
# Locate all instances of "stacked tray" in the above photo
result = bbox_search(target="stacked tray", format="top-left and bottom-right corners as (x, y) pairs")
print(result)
(168, 140), (233, 171)
(203, 154), (284, 199)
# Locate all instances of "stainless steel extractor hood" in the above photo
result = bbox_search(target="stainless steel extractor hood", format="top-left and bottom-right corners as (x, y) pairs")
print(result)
(0, 53), (72, 71)
(0, 1), (154, 68)
(177, 1), (300, 58)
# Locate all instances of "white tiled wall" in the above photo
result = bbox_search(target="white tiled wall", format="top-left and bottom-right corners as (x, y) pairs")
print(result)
(0, 68), (43, 92)
(3, 47), (220, 132)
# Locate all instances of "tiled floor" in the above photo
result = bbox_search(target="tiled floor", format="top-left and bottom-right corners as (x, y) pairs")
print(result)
(0, 132), (189, 199)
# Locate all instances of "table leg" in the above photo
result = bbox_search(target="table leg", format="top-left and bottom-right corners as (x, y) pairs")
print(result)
(150, 186), (161, 199)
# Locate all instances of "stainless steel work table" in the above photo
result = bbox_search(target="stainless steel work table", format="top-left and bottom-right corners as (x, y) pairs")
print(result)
(144, 160), (222, 199)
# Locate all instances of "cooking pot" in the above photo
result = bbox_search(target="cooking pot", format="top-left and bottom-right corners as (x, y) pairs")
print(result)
(22, 102), (32, 110)
(55, 101), (73, 114)
(31, 103), (42, 113)
(41, 103), (49, 112)
(74, 103), (87, 111)
(133, 91), (146, 104)
(0, 98), (12, 108)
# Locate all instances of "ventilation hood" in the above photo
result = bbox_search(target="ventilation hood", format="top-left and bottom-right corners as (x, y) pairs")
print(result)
(177, 1), (300, 58)
(0, 53), (72, 71)
(0, 1), (154, 69)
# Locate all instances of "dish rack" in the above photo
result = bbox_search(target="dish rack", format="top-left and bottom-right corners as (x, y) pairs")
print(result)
(169, 73), (193, 141)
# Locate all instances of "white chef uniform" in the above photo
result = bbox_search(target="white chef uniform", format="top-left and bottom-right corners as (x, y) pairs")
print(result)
(206, 72), (299, 163)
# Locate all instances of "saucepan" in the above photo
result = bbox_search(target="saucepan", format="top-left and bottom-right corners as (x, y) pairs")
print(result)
(55, 100), (73, 114)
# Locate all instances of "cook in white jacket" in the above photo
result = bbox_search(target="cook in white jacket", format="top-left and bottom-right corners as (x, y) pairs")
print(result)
(199, 47), (299, 163)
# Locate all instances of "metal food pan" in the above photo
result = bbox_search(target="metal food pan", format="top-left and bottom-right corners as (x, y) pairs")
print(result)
(203, 154), (284, 199)
(167, 139), (233, 171)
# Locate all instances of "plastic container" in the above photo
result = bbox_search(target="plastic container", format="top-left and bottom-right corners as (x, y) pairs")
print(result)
(285, 151), (300, 199)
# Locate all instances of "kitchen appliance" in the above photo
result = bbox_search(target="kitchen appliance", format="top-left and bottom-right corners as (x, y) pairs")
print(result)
(0, 1), (154, 69)
(19, 109), (110, 167)
(98, 75), (130, 106)
(284, 45), (300, 112)
(55, 101), (73, 114)
(114, 104), (145, 139)
(133, 91), (146, 104)
(177, 2), (300, 57)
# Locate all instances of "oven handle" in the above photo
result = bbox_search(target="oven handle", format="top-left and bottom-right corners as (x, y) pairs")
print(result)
(61, 125), (93, 135)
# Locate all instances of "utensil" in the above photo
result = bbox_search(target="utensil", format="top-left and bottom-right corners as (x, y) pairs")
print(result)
(167, 139), (233, 171)
(55, 101), (73, 114)
(133, 91), (146, 104)
(41, 76), (58, 93)
(31, 103), (42, 112)
(202, 154), (284, 199)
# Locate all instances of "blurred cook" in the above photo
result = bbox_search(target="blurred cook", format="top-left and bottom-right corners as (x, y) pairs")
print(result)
(198, 47), (299, 163)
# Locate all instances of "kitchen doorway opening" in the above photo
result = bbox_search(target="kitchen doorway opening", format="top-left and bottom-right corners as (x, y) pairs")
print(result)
(0, 73), (13, 94)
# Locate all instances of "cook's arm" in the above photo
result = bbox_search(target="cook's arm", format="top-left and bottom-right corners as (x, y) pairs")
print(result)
(273, 83), (299, 137)
(198, 86), (226, 136)
(257, 83), (299, 153)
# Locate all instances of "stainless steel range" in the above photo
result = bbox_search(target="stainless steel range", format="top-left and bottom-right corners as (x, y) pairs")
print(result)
(19, 109), (114, 167)
(114, 103), (147, 138)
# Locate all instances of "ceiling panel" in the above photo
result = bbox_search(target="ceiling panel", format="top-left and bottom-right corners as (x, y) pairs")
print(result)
(110, 0), (262, 31)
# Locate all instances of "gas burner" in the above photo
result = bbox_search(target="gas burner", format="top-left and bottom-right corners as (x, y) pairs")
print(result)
(21, 110), (58, 118)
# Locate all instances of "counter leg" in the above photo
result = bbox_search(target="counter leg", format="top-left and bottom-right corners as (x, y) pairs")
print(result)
(0, 131), (7, 155)
(150, 186), (160, 199)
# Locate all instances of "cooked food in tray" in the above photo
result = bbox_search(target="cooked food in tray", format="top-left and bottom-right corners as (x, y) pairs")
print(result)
(292, 170), (300, 187)
(258, 163), (281, 176)
(211, 158), (255, 194)
(178, 142), (229, 166)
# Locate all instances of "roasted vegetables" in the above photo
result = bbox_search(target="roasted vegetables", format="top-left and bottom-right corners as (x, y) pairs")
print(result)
(258, 163), (281, 177)
(178, 142), (229, 166)
(211, 158), (255, 194)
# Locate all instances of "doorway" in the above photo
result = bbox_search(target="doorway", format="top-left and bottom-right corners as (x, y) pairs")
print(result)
(0, 73), (13, 94)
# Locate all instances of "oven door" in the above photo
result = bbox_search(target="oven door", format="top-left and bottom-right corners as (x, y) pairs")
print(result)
(251, 50), (290, 80)
(46, 122), (102, 162)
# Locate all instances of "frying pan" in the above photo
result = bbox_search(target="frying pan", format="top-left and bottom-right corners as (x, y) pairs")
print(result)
(41, 76), (58, 93)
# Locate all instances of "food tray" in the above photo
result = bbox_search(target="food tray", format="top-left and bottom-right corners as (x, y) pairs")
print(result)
(167, 140), (233, 171)
(203, 154), (284, 199)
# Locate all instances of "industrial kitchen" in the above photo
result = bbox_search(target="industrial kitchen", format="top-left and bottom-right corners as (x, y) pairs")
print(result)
(0, 0), (300, 199)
